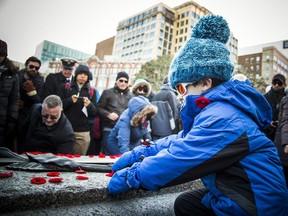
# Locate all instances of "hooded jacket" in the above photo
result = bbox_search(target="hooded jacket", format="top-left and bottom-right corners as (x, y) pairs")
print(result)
(108, 96), (157, 154)
(123, 80), (288, 215)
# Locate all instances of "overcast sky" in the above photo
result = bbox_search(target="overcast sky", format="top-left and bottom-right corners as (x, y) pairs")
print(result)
(1, 0), (287, 63)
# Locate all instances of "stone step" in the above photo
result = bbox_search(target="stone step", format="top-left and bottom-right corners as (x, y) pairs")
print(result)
(0, 167), (203, 214)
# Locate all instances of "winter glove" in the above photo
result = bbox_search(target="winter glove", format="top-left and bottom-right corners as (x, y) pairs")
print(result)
(22, 80), (37, 96)
(112, 145), (157, 172)
(108, 167), (131, 195)
(108, 162), (141, 195)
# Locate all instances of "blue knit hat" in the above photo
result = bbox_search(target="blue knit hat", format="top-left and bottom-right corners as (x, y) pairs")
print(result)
(169, 15), (234, 89)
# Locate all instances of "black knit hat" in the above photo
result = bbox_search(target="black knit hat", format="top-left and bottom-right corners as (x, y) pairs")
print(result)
(0, 39), (8, 56)
(272, 74), (286, 84)
(116, 71), (129, 81)
(74, 64), (90, 78)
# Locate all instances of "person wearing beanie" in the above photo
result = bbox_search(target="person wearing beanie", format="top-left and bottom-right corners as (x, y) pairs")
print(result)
(0, 39), (19, 151)
(59, 64), (97, 155)
(97, 71), (133, 155)
(42, 57), (77, 100)
(107, 96), (157, 155)
(131, 78), (152, 98)
(108, 15), (288, 215)
(264, 73), (286, 141)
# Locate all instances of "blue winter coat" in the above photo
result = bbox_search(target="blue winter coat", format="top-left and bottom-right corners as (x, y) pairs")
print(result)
(108, 96), (155, 154)
(124, 80), (288, 215)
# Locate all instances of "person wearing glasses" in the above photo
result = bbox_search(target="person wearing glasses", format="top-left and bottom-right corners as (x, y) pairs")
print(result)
(17, 56), (44, 153)
(42, 57), (77, 100)
(131, 78), (151, 98)
(0, 39), (19, 151)
(22, 95), (74, 154)
(108, 15), (288, 215)
(97, 71), (133, 155)
(264, 74), (286, 141)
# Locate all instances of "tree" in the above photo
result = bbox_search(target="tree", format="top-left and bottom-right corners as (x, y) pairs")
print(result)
(135, 55), (173, 93)
(234, 66), (268, 93)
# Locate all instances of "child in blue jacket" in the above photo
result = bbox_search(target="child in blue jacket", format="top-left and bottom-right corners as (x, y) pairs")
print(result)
(108, 15), (288, 216)
(107, 96), (157, 155)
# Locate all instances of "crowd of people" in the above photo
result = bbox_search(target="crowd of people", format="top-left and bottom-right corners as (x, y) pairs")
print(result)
(0, 39), (180, 156)
(1, 14), (288, 215)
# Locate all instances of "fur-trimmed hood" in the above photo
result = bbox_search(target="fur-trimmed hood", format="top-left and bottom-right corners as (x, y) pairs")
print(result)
(131, 78), (151, 97)
(128, 96), (157, 126)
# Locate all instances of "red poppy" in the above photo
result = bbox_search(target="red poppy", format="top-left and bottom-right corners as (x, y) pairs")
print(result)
(105, 171), (115, 177)
(75, 170), (87, 174)
(98, 153), (106, 158)
(109, 155), (116, 159)
(65, 82), (71, 90)
(76, 175), (89, 180)
(74, 154), (81, 158)
(195, 97), (211, 109)
(88, 87), (94, 97)
(114, 154), (122, 158)
(47, 172), (60, 177)
(31, 177), (46, 184)
(0, 172), (13, 178)
(49, 178), (63, 183)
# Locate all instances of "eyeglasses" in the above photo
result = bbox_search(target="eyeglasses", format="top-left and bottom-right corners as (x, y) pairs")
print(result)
(137, 86), (148, 93)
(176, 82), (196, 96)
(118, 79), (128, 83)
(42, 114), (59, 120)
(272, 80), (283, 86)
(28, 65), (40, 71)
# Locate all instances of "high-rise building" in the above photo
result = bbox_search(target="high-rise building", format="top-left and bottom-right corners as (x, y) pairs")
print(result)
(35, 40), (92, 64)
(238, 40), (288, 83)
(100, 1), (238, 64)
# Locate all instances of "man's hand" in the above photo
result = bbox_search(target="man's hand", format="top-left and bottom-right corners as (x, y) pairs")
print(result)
(284, 145), (288, 154)
(83, 97), (90, 107)
(22, 80), (37, 96)
(108, 112), (119, 121)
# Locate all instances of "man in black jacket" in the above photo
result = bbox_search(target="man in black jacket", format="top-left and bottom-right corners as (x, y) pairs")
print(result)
(42, 57), (77, 100)
(17, 56), (44, 152)
(264, 73), (286, 141)
(22, 95), (74, 154)
(97, 71), (133, 155)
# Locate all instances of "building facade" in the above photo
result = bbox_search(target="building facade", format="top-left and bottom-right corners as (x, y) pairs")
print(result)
(95, 36), (115, 60)
(238, 40), (288, 83)
(35, 40), (92, 64)
(104, 1), (238, 64)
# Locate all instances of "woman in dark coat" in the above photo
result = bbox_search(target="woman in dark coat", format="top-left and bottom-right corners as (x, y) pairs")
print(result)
(0, 39), (19, 150)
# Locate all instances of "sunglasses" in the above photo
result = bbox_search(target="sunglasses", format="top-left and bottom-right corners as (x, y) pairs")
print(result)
(176, 82), (196, 96)
(42, 114), (59, 120)
(118, 79), (128, 83)
(137, 86), (148, 93)
(272, 80), (283, 86)
(28, 65), (40, 70)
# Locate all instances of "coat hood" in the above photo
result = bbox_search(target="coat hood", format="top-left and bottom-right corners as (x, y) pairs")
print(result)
(131, 78), (151, 97)
(202, 79), (272, 130)
(128, 96), (157, 126)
